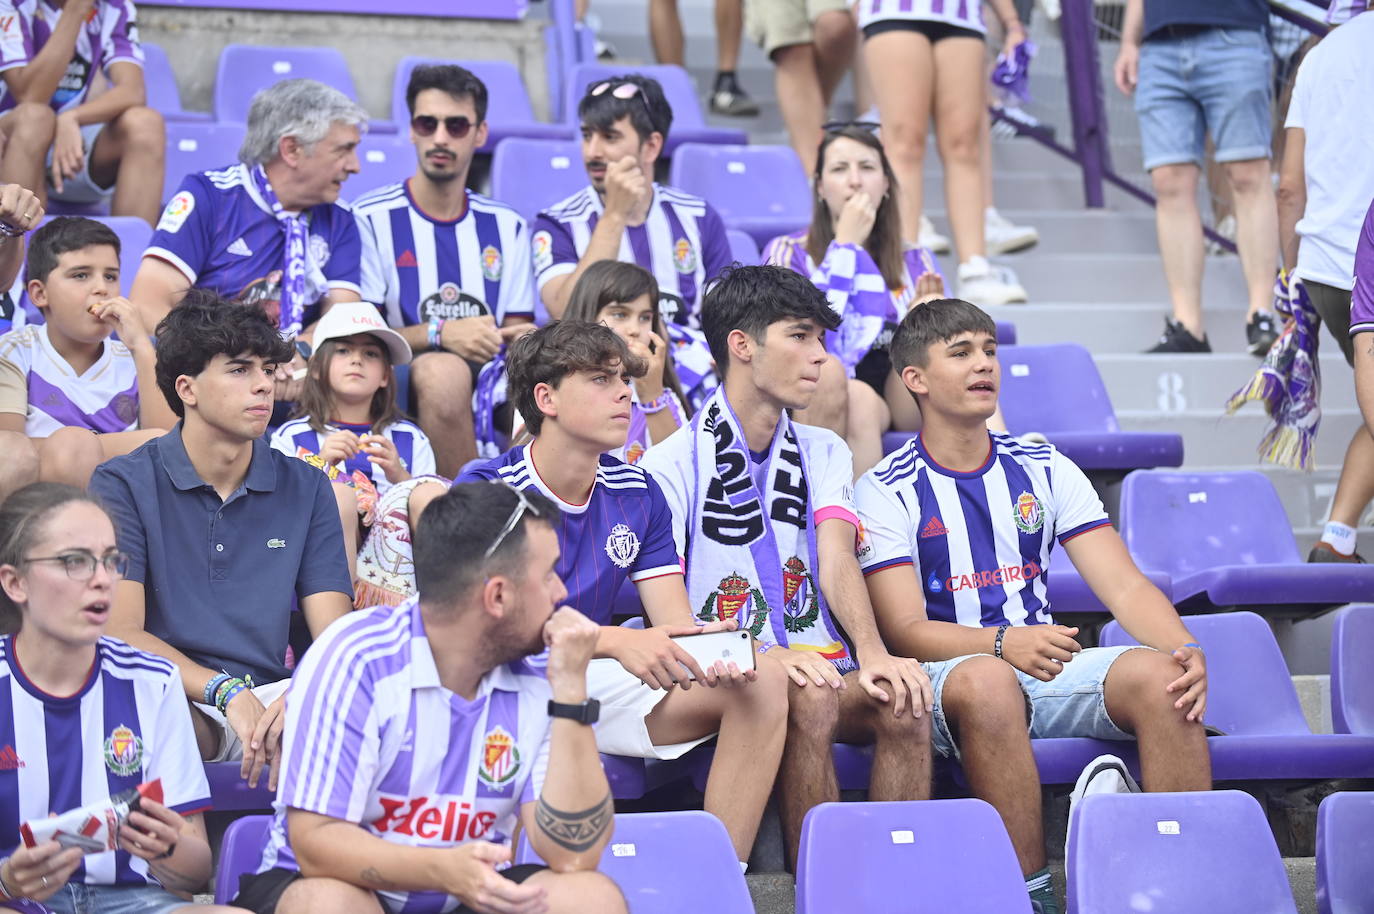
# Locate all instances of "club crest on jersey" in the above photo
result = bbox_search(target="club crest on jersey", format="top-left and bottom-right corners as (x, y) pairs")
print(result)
(112, 392), (138, 426)
(103, 725), (143, 776)
(782, 556), (821, 633)
(308, 234), (332, 268)
(604, 523), (640, 569)
(478, 725), (521, 787)
(532, 230), (553, 271)
(481, 245), (503, 281)
(673, 238), (696, 274)
(156, 191), (195, 233)
(1013, 492), (1044, 534)
(699, 572), (767, 637)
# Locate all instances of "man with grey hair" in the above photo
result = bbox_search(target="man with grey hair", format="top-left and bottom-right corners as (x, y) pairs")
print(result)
(133, 78), (366, 347)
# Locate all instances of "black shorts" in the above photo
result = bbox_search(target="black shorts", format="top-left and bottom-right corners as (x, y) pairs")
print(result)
(862, 18), (984, 42)
(233, 863), (549, 914)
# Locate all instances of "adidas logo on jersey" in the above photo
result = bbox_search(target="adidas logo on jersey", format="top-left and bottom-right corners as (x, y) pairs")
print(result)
(227, 237), (253, 257)
(396, 249), (417, 268)
(0, 744), (24, 769)
(920, 516), (949, 539)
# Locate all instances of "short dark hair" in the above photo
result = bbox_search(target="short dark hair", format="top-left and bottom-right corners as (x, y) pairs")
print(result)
(25, 217), (121, 287)
(406, 63), (488, 124)
(506, 320), (647, 436)
(889, 298), (999, 371)
(154, 289), (295, 418)
(577, 74), (673, 145)
(700, 264), (839, 378)
(0, 483), (107, 635)
(413, 481), (557, 606)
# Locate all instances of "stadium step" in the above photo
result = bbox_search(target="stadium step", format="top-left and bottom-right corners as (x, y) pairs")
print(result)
(1088, 353), (1358, 414)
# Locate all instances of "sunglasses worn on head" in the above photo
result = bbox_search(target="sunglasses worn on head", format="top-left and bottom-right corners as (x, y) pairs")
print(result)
(587, 80), (655, 127)
(823, 120), (881, 133)
(411, 114), (474, 138)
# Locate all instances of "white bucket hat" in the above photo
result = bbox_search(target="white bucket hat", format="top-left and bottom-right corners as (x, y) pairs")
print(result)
(312, 302), (413, 365)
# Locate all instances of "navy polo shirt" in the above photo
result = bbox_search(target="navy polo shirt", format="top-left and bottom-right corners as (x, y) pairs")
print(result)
(89, 423), (353, 685)
(1144, 0), (1266, 39)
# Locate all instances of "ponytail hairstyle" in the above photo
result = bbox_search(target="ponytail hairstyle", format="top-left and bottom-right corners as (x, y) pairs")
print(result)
(565, 260), (691, 415)
(292, 334), (406, 436)
(806, 126), (907, 291)
(0, 483), (107, 635)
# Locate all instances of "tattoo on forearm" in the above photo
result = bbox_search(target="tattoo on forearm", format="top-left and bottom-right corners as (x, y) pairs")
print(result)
(534, 793), (613, 853)
(360, 866), (399, 890)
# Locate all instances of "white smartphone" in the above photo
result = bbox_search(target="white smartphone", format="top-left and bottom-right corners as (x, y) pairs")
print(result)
(670, 629), (756, 680)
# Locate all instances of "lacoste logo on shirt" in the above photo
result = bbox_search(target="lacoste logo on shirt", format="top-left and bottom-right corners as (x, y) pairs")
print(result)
(227, 237), (253, 257)
(920, 516), (949, 539)
(267, 538), (286, 549)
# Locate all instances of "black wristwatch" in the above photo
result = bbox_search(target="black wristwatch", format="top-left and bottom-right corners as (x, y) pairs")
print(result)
(548, 698), (600, 725)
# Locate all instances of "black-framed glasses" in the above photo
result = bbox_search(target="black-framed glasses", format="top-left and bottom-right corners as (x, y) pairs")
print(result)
(411, 115), (474, 139)
(823, 120), (881, 133)
(587, 80), (655, 127)
(483, 485), (543, 560)
(22, 550), (129, 581)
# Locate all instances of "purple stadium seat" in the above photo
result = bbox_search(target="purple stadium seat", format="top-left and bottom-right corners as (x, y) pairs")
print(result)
(997, 343), (1183, 471)
(1101, 611), (1374, 779)
(213, 814), (271, 903)
(1316, 791), (1374, 914)
(1066, 791), (1296, 914)
(489, 138), (587, 224)
(346, 133), (416, 201)
(215, 45), (356, 123)
(797, 799), (1030, 913)
(1044, 565), (1173, 616)
(391, 57), (574, 154)
(517, 811), (752, 912)
(726, 228), (759, 265)
(1332, 605), (1374, 735)
(1119, 470), (1374, 615)
(563, 64), (747, 155)
(142, 43), (211, 123)
(667, 143), (809, 247)
(163, 121), (248, 205)
(601, 753), (646, 799)
(204, 761), (275, 811)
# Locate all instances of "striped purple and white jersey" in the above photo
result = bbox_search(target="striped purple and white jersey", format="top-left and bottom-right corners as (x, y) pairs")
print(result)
(857, 0), (986, 31)
(270, 417), (436, 496)
(457, 446), (682, 624)
(1351, 197), (1374, 337)
(354, 183), (540, 327)
(0, 324), (138, 437)
(0, 636), (210, 885)
(1326, 0), (1370, 25)
(854, 432), (1110, 627)
(258, 599), (552, 914)
(532, 184), (732, 328)
(0, 0), (143, 115)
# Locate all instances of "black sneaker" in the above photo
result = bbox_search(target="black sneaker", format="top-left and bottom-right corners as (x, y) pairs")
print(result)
(1146, 318), (1212, 354)
(709, 72), (759, 117)
(1247, 310), (1279, 356)
(1308, 542), (1367, 563)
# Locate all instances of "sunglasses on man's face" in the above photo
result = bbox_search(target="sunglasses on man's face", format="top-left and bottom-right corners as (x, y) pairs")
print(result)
(411, 114), (475, 138)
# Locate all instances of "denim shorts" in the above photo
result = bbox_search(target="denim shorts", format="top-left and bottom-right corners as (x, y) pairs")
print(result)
(1135, 26), (1273, 171)
(39, 883), (192, 914)
(1016, 645), (1152, 741)
(922, 653), (1023, 760)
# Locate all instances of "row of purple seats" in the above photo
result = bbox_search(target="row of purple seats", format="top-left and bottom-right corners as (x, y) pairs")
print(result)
(1317, 791), (1374, 914)
(1332, 604), (1373, 736)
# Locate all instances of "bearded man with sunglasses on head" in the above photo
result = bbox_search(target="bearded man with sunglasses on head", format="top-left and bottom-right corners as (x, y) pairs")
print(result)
(353, 65), (538, 474)
(533, 74), (732, 330)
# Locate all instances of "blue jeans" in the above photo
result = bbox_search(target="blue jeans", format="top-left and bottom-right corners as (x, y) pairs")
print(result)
(1135, 26), (1273, 171)
(40, 883), (191, 914)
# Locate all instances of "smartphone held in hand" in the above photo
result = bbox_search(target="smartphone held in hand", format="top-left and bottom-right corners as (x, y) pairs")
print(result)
(669, 629), (755, 680)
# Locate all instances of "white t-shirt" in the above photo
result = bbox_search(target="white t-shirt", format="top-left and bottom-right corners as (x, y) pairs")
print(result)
(0, 323), (139, 437)
(1285, 11), (1374, 291)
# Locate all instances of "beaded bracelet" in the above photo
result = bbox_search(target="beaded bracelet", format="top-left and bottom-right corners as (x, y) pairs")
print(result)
(993, 624), (1010, 660)
(217, 682), (249, 714)
(203, 673), (232, 706)
(639, 389), (674, 415)
(213, 677), (239, 710)
(427, 316), (445, 351)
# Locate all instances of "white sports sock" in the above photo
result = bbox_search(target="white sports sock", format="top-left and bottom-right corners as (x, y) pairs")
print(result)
(1322, 521), (1357, 556)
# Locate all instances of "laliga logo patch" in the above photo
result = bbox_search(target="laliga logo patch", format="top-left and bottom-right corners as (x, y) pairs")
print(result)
(156, 191), (195, 234)
(478, 725), (521, 787)
(481, 245), (503, 282)
(103, 724), (143, 777)
(604, 523), (640, 569)
(673, 238), (696, 274)
(1013, 491), (1044, 534)
(532, 230), (553, 272)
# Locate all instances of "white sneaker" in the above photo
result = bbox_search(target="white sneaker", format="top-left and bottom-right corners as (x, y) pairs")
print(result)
(1066, 754), (1140, 864)
(958, 256), (1028, 305)
(1205, 214), (1236, 256)
(919, 214), (951, 254)
(985, 207), (1039, 255)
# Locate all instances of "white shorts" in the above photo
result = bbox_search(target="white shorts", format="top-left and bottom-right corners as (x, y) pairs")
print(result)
(587, 658), (716, 760)
(46, 122), (113, 204)
(193, 678), (292, 762)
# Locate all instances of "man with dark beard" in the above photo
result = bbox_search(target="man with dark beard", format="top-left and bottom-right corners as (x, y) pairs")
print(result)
(354, 65), (537, 475)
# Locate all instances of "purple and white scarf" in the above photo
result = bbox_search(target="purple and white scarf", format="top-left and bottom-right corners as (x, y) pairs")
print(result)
(473, 348), (508, 459)
(251, 165), (309, 339)
(682, 388), (854, 669)
(992, 39), (1037, 104)
(1225, 271), (1322, 469)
